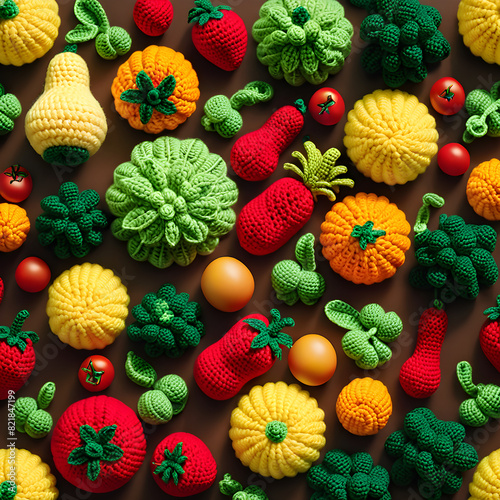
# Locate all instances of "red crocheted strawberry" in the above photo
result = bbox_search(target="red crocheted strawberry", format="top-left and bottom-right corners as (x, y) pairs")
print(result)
(151, 432), (217, 497)
(188, 0), (247, 71)
(133, 0), (173, 36)
(0, 310), (38, 400)
(194, 309), (294, 400)
(479, 295), (500, 372)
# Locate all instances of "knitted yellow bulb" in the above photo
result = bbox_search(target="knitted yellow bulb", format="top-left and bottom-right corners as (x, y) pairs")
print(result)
(336, 377), (392, 436)
(344, 89), (439, 185)
(458, 0), (500, 65)
(25, 49), (108, 167)
(229, 381), (326, 479)
(46, 263), (129, 349)
(466, 158), (500, 220)
(0, 203), (30, 252)
(469, 448), (500, 499)
(0, 448), (58, 499)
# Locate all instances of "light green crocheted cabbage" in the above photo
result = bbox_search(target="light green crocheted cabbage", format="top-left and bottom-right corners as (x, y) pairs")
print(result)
(106, 137), (239, 268)
(252, 0), (353, 86)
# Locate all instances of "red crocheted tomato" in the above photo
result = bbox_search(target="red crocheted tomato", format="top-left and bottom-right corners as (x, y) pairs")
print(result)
(308, 87), (345, 126)
(0, 165), (33, 203)
(437, 143), (470, 176)
(429, 77), (465, 116)
(15, 257), (51, 293)
(78, 355), (115, 392)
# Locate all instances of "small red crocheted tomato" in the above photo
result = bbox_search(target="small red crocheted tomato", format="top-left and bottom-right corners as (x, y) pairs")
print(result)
(430, 77), (465, 115)
(437, 143), (470, 176)
(78, 355), (115, 392)
(308, 88), (345, 125)
(15, 256), (51, 293)
(0, 165), (33, 203)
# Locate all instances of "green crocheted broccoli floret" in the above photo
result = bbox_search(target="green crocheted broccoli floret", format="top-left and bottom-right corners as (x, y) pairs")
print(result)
(252, 0), (353, 86)
(307, 449), (391, 500)
(385, 408), (478, 500)
(0, 84), (22, 135)
(36, 182), (108, 259)
(353, 0), (450, 87)
(127, 284), (205, 358)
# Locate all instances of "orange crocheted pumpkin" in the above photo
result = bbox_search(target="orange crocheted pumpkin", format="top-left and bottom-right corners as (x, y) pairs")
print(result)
(320, 192), (411, 285)
(0, 203), (30, 252)
(111, 45), (200, 134)
(466, 158), (500, 220)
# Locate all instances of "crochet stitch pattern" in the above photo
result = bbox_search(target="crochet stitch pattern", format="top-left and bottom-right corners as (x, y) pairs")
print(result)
(463, 81), (500, 143)
(252, 0), (353, 86)
(0, 203), (30, 252)
(0, 84), (21, 134)
(384, 407), (478, 500)
(352, 0), (450, 87)
(469, 449), (500, 499)
(219, 473), (268, 500)
(106, 136), (238, 268)
(36, 182), (107, 259)
(307, 449), (391, 500)
(127, 283), (205, 357)
(467, 158), (500, 220)
(479, 294), (500, 371)
(133, 0), (173, 36)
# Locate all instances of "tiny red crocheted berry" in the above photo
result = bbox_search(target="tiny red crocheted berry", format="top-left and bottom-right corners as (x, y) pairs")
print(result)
(479, 295), (500, 372)
(133, 0), (173, 36)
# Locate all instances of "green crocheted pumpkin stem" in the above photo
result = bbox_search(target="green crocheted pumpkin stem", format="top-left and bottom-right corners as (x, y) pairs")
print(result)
(188, 0), (230, 25)
(291, 6), (310, 26)
(153, 442), (187, 485)
(0, 310), (38, 353)
(265, 420), (287, 443)
(0, 481), (17, 500)
(484, 295), (500, 320)
(413, 193), (445, 234)
(351, 221), (386, 250)
(0, 0), (19, 20)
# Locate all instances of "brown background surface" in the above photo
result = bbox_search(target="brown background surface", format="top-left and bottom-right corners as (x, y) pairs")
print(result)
(1, 0), (500, 499)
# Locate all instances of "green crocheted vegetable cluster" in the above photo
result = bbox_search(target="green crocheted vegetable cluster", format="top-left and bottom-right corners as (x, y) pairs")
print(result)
(409, 214), (498, 301)
(252, 0), (353, 86)
(385, 407), (478, 500)
(105, 137), (239, 268)
(352, 0), (450, 87)
(127, 284), (205, 358)
(0, 84), (21, 135)
(36, 182), (108, 259)
(307, 449), (391, 500)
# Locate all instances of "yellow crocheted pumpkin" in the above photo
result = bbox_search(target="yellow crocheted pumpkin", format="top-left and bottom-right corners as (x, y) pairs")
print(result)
(344, 89), (439, 185)
(229, 381), (326, 479)
(469, 448), (500, 499)
(320, 192), (411, 285)
(466, 158), (500, 220)
(336, 378), (392, 436)
(0, 0), (60, 66)
(0, 203), (30, 252)
(458, 0), (500, 65)
(111, 45), (200, 134)
(0, 448), (58, 499)
(46, 263), (129, 349)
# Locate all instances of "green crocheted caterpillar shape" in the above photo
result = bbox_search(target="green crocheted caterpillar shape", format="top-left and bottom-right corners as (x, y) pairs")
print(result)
(106, 136), (239, 268)
(385, 407), (478, 500)
(252, 0), (353, 86)
(36, 182), (108, 259)
(325, 301), (402, 370)
(0, 84), (21, 135)
(307, 449), (391, 500)
(463, 81), (500, 143)
(352, 0), (450, 87)
(127, 283), (205, 358)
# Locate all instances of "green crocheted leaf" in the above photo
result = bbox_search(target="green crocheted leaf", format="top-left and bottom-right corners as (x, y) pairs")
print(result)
(125, 351), (157, 387)
(324, 300), (363, 330)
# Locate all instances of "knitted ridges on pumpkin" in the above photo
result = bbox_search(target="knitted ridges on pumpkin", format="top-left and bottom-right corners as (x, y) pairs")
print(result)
(0, 0), (60, 66)
(0, 203), (30, 252)
(467, 158), (500, 220)
(46, 263), (130, 349)
(344, 89), (439, 185)
(469, 448), (500, 499)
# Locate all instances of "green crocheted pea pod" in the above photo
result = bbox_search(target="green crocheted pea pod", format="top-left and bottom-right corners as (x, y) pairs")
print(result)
(125, 351), (157, 388)
(137, 389), (173, 425)
(37, 381), (56, 409)
(25, 409), (53, 439)
(13, 397), (38, 432)
(0, 84), (22, 135)
(153, 374), (188, 415)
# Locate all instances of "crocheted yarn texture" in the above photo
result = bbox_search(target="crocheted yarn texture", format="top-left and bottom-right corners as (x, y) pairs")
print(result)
(463, 81), (500, 143)
(469, 448), (500, 500)
(467, 158), (500, 220)
(0, 84), (21, 134)
(252, 0), (353, 86)
(479, 294), (500, 371)
(344, 89), (439, 185)
(0, 203), (30, 252)
(106, 136), (238, 268)
(133, 0), (173, 36)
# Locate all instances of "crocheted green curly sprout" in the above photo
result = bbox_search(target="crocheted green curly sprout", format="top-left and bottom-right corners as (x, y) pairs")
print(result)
(271, 233), (325, 306)
(307, 449), (391, 500)
(219, 473), (268, 500)
(385, 407), (478, 500)
(325, 301), (402, 369)
(252, 0), (353, 86)
(352, 0), (450, 87)
(0, 84), (21, 135)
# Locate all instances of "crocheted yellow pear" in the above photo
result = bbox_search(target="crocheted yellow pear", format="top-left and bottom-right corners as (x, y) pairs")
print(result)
(25, 46), (107, 167)
(469, 448), (500, 499)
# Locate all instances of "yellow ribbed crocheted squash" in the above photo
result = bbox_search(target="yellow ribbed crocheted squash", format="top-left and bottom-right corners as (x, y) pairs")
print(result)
(344, 89), (439, 185)
(336, 377), (392, 436)
(46, 263), (129, 349)
(469, 448), (500, 499)
(458, 0), (500, 65)
(0, 203), (30, 252)
(466, 158), (500, 220)
(320, 192), (411, 285)
(229, 381), (326, 479)
(0, 448), (58, 499)
(0, 0), (60, 66)
(111, 45), (200, 134)
(25, 48), (108, 167)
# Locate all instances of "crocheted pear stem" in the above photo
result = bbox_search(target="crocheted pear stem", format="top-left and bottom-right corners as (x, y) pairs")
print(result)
(0, 311), (39, 353)
(0, 0), (18, 20)
(0, 481), (16, 500)
(153, 442), (187, 485)
(283, 141), (354, 202)
(484, 295), (500, 320)
(187, 0), (231, 25)
(413, 193), (445, 234)
(457, 361), (479, 397)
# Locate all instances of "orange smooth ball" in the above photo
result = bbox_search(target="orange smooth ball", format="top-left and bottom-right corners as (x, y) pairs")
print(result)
(201, 257), (255, 312)
(288, 334), (337, 386)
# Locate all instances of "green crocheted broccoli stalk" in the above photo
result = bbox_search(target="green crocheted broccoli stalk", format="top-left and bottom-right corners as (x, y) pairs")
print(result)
(0, 0), (18, 20)
(65, 0), (131, 59)
(106, 136), (239, 268)
(308, 449), (391, 500)
(0, 481), (16, 500)
(67, 425), (124, 481)
(352, 0), (451, 87)
(0, 83), (21, 135)
(219, 473), (268, 500)
(463, 80), (500, 143)
(252, 0), (353, 86)
(0, 310), (39, 353)
(153, 443), (187, 485)
(36, 181), (108, 259)
(271, 233), (325, 306)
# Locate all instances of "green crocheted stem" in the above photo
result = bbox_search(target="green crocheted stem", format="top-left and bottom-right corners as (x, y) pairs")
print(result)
(0, 481), (17, 500)
(293, 99), (307, 115)
(413, 193), (445, 234)
(463, 82), (500, 143)
(457, 361), (477, 396)
(187, 0), (230, 25)
(484, 295), (500, 320)
(0, 310), (38, 353)
(229, 81), (274, 110)
(265, 420), (287, 443)
(153, 442), (187, 485)
(80, 359), (105, 386)
(37, 382), (56, 409)
(125, 351), (157, 388)
(0, 0), (18, 20)
(3, 165), (27, 184)
(351, 221), (386, 250)
(63, 44), (78, 53)
(43, 146), (89, 166)
(219, 474), (243, 496)
(291, 6), (310, 27)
